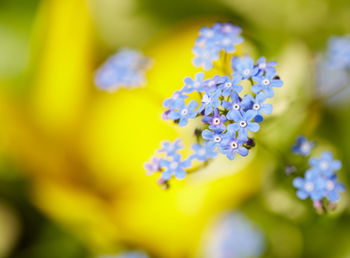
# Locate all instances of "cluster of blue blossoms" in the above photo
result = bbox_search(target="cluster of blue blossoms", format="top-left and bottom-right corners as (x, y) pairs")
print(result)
(146, 22), (284, 182)
(95, 48), (152, 92)
(292, 136), (345, 204)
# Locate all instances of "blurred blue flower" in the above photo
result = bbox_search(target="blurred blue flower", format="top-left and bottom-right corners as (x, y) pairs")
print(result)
(219, 134), (248, 160)
(190, 142), (217, 161)
(293, 169), (326, 201)
(252, 70), (283, 98)
(199, 91), (221, 115)
(205, 212), (265, 258)
(227, 110), (260, 138)
(163, 90), (188, 110)
(241, 93), (272, 120)
(160, 155), (192, 180)
(144, 157), (161, 176)
(324, 174), (346, 202)
(326, 35), (350, 69)
(95, 48), (152, 91)
(169, 100), (198, 126)
(309, 151), (342, 177)
(158, 139), (183, 157)
(183, 72), (205, 93)
(256, 56), (277, 74)
(202, 108), (227, 131)
(292, 136), (314, 156)
(231, 56), (258, 79)
(193, 45), (220, 70)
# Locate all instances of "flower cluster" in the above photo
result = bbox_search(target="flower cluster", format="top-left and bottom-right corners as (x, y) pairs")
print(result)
(95, 48), (152, 92)
(205, 212), (265, 258)
(163, 54), (283, 162)
(146, 22), (284, 183)
(325, 35), (350, 69)
(292, 137), (345, 206)
(193, 22), (244, 70)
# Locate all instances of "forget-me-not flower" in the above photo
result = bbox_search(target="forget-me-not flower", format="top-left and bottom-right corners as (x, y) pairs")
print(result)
(190, 142), (217, 161)
(160, 155), (192, 180)
(202, 108), (227, 131)
(219, 133), (248, 160)
(292, 136), (314, 156)
(309, 151), (342, 177)
(252, 70), (283, 98)
(169, 100), (198, 126)
(227, 110), (260, 137)
(231, 56), (258, 79)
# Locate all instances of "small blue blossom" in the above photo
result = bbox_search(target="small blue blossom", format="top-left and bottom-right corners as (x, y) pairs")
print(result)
(205, 212), (265, 258)
(326, 35), (350, 69)
(231, 56), (258, 79)
(201, 75), (225, 93)
(256, 56), (277, 74)
(227, 110), (260, 138)
(192, 45), (220, 70)
(241, 93), (272, 122)
(163, 90), (188, 110)
(293, 169), (327, 201)
(252, 70), (283, 98)
(218, 74), (243, 96)
(199, 91), (221, 115)
(95, 48), (152, 91)
(190, 142), (217, 161)
(182, 72), (205, 93)
(324, 174), (346, 202)
(309, 151), (342, 177)
(169, 100), (198, 126)
(160, 155), (192, 180)
(158, 139), (183, 157)
(292, 136), (314, 156)
(222, 92), (243, 116)
(202, 108), (227, 131)
(219, 133), (248, 160)
(201, 129), (225, 146)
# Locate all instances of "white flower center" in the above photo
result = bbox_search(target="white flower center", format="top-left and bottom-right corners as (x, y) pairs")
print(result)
(224, 82), (232, 88)
(262, 79), (270, 86)
(194, 82), (200, 88)
(222, 37), (231, 45)
(243, 69), (250, 76)
(239, 121), (247, 127)
(326, 180), (335, 191)
(170, 162), (178, 170)
(213, 118), (221, 125)
(198, 148), (206, 156)
(320, 161), (329, 170)
(233, 104), (240, 110)
(253, 104), (260, 110)
(181, 109), (188, 115)
(300, 142), (311, 154)
(214, 136), (221, 143)
(204, 30), (214, 38)
(231, 141), (238, 149)
(259, 63), (266, 69)
(208, 80), (215, 87)
(305, 182), (314, 192)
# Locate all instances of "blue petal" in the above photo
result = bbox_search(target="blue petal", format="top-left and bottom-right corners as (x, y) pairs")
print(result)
(202, 129), (213, 140)
(237, 146), (249, 157)
(247, 122), (260, 132)
(162, 170), (172, 180)
(175, 168), (186, 179)
(296, 190), (308, 200)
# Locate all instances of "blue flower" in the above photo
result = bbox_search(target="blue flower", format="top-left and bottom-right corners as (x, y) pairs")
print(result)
(95, 48), (152, 91)
(163, 90), (188, 110)
(293, 169), (326, 201)
(227, 110), (260, 138)
(199, 91), (221, 115)
(309, 151), (342, 177)
(324, 174), (346, 203)
(252, 70), (283, 98)
(169, 100), (198, 126)
(241, 93), (273, 122)
(160, 155), (192, 180)
(256, 56), (277, 74)
(205, 212), (265, 258)
(192, 45), (220, 70)
(326, 35), (350, 69)
(222, 92), (243, 115)
(201, 129), (225, 146)
(158, 139), (183, 157)
(182, 72), (205, 93)
(201, 75), (225, 93)
(202, 108), (227, 131)
(218, 74), (243, 97)
(291, 136), (314, 156)
(231, 56), (258, 79)
(190, 142), (217, 161)
(219, 133), (248, 160)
